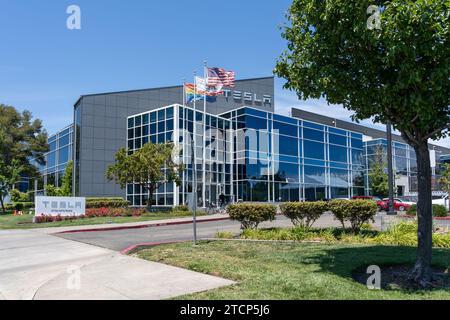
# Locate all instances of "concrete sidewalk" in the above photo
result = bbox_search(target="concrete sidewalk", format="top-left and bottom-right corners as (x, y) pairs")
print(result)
(0, 229), (234, 300)
(34, 214), (229, 235)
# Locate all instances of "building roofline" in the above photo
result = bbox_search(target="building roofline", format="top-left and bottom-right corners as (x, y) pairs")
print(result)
(73, 76), (274, 107)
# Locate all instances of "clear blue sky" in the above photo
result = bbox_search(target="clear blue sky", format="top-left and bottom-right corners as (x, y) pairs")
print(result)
(1, 0), (448, 147)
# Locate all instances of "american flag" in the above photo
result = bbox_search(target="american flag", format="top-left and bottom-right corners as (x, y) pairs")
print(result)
(207, 67), (235, 88)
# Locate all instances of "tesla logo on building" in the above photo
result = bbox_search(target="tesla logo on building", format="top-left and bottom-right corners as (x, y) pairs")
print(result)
(223, 90), (272, 104)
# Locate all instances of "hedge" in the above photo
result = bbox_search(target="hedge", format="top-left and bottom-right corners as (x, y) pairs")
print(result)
(280, 201), (328, 228)
(227, 203), (276, 230)
(406, 204), (448, 217)
(86, 198), (130, 208)
(329, 199), (377, 233)
(5, 202), (34, 211)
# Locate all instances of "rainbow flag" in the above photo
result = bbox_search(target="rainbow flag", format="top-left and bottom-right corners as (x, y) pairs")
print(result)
(184, 83), (221, 103)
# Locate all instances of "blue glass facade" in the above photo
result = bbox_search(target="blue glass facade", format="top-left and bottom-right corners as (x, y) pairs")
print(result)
(28, 125), (74, 195)
(364, 138), (445, 196)
(127, 105), (364, 207)
(222, 107), (364, 203)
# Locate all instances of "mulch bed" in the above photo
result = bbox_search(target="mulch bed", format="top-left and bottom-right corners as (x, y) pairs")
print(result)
(352, 265), (450, 291)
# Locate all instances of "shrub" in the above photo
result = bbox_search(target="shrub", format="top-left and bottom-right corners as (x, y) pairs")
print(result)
(9, 189), (31, 202)
(14, 203), (24, 211)
(86, 198), (130, 208)
(329, 199), (377, 233)
(406, 204), (448, 217)
(227, 203), (276, 230)
(280, 201), (328, 228)
(173, 205), (189, 212)
(85, 207), (145, 218)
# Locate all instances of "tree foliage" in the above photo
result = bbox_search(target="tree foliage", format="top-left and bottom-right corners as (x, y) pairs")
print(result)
(275, 0), (449, 286)
(368, 146), (389, 197)
(46, 160), (73, 197)
(106, 143), (183, 207)
(0, 104), (48, 212)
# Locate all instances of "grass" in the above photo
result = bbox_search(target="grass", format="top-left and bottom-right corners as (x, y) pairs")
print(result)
(0, 210), (203, 230)
(136, 241), (450, 300)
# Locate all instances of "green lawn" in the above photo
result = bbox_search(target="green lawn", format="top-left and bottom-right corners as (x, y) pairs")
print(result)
(0, 211), (201, 230)
(136, 241), (450, 300)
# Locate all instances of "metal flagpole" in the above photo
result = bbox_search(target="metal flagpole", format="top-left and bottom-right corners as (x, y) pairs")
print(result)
(192, 72), (198, 245)
(202, 61), (207, 208)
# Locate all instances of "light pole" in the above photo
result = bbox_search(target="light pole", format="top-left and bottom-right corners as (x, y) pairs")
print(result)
(386, 122), (396, 215)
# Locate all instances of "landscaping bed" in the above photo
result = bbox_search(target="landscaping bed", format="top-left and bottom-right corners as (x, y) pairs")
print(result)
(237, 221), (450, 248)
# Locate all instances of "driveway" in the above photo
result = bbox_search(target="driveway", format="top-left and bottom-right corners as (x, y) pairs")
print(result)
(0, 229), (233, 300)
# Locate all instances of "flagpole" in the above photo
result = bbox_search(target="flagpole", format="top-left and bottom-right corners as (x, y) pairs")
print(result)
(192, 72), (198, 246)
(202, 60), (207, 209)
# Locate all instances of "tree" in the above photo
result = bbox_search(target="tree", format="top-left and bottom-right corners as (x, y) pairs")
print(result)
(0, 105), (48, 212)
(45, 160), (74, 196)
(106, 143), (183, 208)
(275, 0), (449, 287)
(368, 146), (389, 197)
(0, 160), (23, 212)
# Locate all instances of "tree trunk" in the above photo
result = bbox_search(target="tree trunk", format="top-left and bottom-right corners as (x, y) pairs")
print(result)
(147, 184), (154, 209)
(408, 142), (433, 287)
(0, 194), (5, 213)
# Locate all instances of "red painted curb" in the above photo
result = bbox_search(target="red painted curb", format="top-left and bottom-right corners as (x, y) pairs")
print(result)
(120, 240), (188, 255)
(399, 215), (450, 221)
(53, 216), (231, 235)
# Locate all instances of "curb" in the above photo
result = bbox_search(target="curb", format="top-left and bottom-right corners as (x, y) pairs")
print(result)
(398, 215), (450, 221)
(120, 240), (188, 254)
(53, 216), (231, 235)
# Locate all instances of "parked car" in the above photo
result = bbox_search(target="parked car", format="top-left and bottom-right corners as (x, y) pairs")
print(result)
(352, 196), (387, 211)
(432, 194), (449, 209)
(382, 198), (413, 212)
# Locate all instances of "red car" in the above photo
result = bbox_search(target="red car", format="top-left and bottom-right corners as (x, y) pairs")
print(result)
(352, 196), (388, 211)
(382, 198), (412, 212)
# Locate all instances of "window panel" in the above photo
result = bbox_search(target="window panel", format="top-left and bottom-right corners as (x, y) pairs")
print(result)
(304, 140), (325, 159)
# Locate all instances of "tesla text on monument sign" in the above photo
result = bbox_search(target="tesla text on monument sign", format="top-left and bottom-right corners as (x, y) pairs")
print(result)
(35, 197), (86, 217)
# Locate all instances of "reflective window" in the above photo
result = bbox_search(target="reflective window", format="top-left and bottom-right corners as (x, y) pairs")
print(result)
(330, 145), (348, 163)
(304, 165), (325, 184)
(274, 122), (297, 137)
(330, 169), (348, 187)
(276, 162), (299, 183)
(277, 136), (298, 156)
(304, 140), (324, 159)
(329, 134), (347, 146)
(58, 146), (69, 164)
(303, 128), (324, 142)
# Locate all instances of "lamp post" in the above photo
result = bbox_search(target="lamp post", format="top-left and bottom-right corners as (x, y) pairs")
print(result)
(386, 122), (396, 215)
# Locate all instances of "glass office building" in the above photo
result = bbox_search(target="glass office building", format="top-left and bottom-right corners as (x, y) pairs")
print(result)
(29, 125), (74, 195)
(126, 105), (232, 207)
(364, 138), (445, 196)
(127, 104), (365, 207)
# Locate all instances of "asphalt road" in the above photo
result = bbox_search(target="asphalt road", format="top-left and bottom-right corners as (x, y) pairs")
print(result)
(56, 217), (294, 251)
(56, 214), (450, 252)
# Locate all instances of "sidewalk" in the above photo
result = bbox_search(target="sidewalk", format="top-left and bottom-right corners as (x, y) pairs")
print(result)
(0, 229), (234, 300)
(34, 214), (230, 235)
